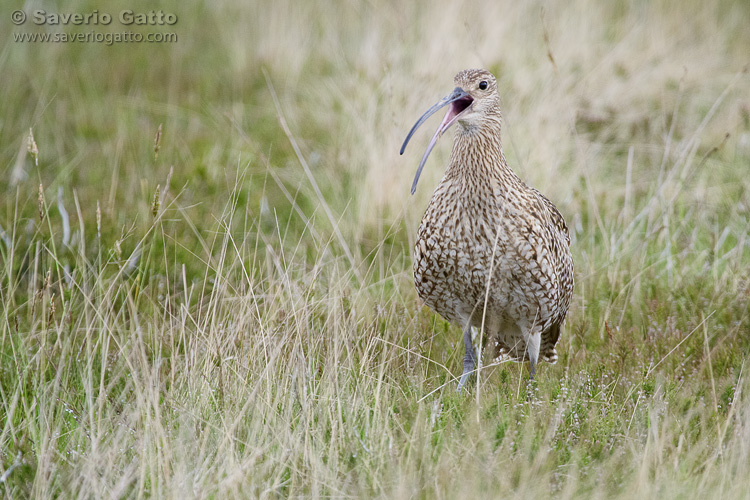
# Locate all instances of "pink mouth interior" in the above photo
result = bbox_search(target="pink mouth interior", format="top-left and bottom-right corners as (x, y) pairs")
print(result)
(439, 97), (474, 133)
(420, 97), (474, 165)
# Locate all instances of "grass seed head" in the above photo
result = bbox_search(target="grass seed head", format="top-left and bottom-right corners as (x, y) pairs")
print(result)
(27, 128), (39, 166)
(154, 123), (162, 160)
(152, 184), (161, 218)
(37, 183), (45, 221)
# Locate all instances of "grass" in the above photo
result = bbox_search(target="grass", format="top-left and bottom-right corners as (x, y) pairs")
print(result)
(1, 0), (750, 497)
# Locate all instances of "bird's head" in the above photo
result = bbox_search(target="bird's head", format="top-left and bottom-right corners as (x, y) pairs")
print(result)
(449, 69), (501, 130)
(401, 69), (500, 194)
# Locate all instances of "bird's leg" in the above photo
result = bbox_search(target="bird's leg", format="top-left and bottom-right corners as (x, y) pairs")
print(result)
(457, 323), (476, 393)
(525, 330), (541, 381)
(525, 330), (540, 402)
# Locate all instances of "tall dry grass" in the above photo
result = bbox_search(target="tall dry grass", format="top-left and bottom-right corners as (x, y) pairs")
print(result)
(1, 0), (749, 497)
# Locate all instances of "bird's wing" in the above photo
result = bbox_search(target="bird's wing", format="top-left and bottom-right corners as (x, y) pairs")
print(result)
(533, 188), (570, 245)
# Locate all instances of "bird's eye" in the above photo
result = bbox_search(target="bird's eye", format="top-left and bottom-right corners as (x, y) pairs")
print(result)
(479, 81), (488, 90)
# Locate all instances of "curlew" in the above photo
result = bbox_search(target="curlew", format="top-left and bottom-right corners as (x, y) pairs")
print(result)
(401, 69), (574, 392)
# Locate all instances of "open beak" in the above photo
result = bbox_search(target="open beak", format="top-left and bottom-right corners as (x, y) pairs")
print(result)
(400, 87), (474, 194)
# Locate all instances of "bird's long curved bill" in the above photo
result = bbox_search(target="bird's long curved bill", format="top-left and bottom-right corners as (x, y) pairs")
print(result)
(400, 87), (472, 194)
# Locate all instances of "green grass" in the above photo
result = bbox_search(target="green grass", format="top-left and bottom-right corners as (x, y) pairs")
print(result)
(2, 0), (750, 497)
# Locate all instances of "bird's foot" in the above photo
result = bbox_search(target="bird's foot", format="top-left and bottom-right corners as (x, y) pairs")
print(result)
(457, 373), (470, 394)
(456, 359), (475, 394)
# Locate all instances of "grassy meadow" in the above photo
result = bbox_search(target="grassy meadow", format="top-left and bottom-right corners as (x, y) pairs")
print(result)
(2, 0), (750, 497)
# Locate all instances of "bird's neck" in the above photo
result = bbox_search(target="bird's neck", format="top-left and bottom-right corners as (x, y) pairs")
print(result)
(446, 120), (523, 196)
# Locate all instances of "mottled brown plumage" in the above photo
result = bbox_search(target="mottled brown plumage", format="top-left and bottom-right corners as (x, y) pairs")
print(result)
(401, 69), (574, 391)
